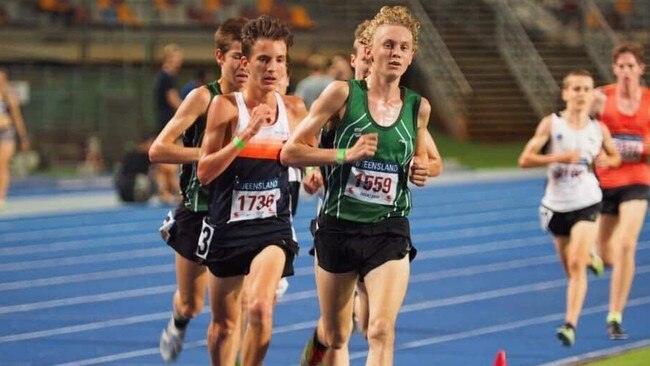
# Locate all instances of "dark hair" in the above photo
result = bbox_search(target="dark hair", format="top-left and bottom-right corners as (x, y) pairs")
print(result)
(562, 69), (593, 89)
(214, 17), (248, 53)
(612, 42), (645, 65)
(241, 15), (293, 57)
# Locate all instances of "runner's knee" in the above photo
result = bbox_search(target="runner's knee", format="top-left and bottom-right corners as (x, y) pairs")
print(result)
(207, 317), (238, 341)
(177, 296), (204, 318)
(367, 316), (395, 345)
(247, 298), (274, 330)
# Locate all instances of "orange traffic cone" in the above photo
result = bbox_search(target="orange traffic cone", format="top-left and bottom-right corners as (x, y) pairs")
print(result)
(494, 349), (507, 366)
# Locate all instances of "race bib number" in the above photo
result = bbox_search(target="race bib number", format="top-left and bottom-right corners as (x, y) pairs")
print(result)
(344, 159), (399, 205)
(550, 163), (588, 184)
(229, 178), (281, 223)
(158, 209), (175, 242)
(612, 134), (644, 162)
(196, 218), (214, 260)
(539, 206), (553, 231)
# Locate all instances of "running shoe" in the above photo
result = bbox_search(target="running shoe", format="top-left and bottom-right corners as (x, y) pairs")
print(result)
(160, 318), (186, 362)
(607, 321), (628, 340)
(556, 324), (575, 346)
(300, 334), (325, 366)
(588, 253), (605, 277)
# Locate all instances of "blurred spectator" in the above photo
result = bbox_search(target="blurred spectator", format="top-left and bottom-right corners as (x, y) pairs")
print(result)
(37, 0), (78, 26)
(78, 135), (104, 176)
(154, 43), (183, 132)
(288, 4), (314, 30)
(98, 0), (142, 27)
(0, 5), (7, 26)
(154, 0), (185, 26)
(328, 53), (353, 81)
(115, 131), (179, 204)
(614, 0), (632, 30)
(250, 0), (314, 30)
(180, 69), (214, 100)
(152, 43), (183, 205)
(0, 68), (30, 206)
(114, 132), (156, 203)
(294, 53), (333, 110)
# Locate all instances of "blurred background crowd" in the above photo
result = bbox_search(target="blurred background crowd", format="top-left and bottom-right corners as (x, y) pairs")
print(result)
(0, 0), (649, 199)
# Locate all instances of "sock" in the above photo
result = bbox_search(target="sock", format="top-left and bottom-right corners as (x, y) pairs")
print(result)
(172, 309), (191, 330)
(564, 322), (575, 331)
(607, 312), (622, 324)
(311, 328), (327, 352)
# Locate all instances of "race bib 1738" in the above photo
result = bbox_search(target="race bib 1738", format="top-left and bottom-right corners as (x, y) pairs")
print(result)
(229, 178), (281, 223)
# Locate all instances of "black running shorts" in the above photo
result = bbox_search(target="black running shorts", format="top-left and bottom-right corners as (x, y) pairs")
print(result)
(601, 184), (650, 215)
(545, 202), (601, 237)
(166, 204), (207, 263)
(205, 239), (298, 278)
(314, 214), (416, 280)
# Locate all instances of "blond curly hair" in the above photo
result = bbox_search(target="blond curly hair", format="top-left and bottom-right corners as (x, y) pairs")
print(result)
(361, 6), (420, 53)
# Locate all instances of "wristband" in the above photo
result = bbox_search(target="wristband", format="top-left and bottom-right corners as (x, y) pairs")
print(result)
(336, 148), (346, 165)
(233, 136), (246, 150)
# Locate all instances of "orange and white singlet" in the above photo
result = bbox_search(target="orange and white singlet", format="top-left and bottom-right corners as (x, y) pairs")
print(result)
(595, 84), (650, 189)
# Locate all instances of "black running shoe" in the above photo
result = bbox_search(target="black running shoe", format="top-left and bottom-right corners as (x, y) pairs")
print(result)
(607, 321), (628, 340)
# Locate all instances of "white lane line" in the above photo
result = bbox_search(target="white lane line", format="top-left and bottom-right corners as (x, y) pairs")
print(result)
(0, 285), (177, 314)
(48, 320), (319, 366)
(0, 247), (169, 272)
(2, 234), (546, 290)
(0, 220), (160, 243)
(0, 203), (540, 258)
(5, 264), (648, 345)
(0, 234), (158, 257)
(0, 265), (174, 291)
(0, 220), (542, 272)
(539, 339), (650, 366)
(0, 312), (171, 343)
(347, 296), (650, 361)
(0, 252), (555, 314)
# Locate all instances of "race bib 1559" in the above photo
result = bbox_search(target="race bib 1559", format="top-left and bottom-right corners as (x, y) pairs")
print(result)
(344, 159), (399, 205)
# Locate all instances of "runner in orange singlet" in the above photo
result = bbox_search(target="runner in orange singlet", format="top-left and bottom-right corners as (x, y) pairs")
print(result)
(592, 42), (650, 340)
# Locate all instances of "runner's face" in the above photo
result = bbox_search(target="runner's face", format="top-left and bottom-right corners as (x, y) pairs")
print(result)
(562, 75), (594, 111)
(368, 24), (414, 80)
(246, 38), (287, 93)
(218, 41), (248, 88)
(613, 52), (645, 85)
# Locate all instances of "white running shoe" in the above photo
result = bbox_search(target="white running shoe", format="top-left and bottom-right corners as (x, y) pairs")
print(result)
(160, 318), (186, 363)
(275, 278), (289, 299)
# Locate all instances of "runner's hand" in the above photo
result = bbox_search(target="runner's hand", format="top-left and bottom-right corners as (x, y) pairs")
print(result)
(345, 133), (378, 163)
(302, 168), (323, 194)
(243, 104), (273, 139)
(409, 156), (429, 186)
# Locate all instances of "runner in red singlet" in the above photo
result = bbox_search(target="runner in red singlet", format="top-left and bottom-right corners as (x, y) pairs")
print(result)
(592, 42), (650, 340)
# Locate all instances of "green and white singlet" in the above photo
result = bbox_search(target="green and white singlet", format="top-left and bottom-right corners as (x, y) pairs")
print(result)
(321, 79), (421, 223)
(180, 81), (221, 212)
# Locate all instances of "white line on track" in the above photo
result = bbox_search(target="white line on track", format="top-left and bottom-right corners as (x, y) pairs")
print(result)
(0, 234), (158, 257)
(347, 296), (650, 361)
(4, 264), (648, 346)
(539, 339), (650, 365)
(0, 265), (174, 291)
(0, 220), (161, 243)
(0, 220), (543, 273)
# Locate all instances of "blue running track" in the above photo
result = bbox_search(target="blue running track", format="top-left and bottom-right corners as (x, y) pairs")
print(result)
(1, 175), (649, 365)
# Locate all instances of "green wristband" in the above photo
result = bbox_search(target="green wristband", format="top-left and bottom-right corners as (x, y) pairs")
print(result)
(336, 148), (346, 165)
(233, 136), (246, 150)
